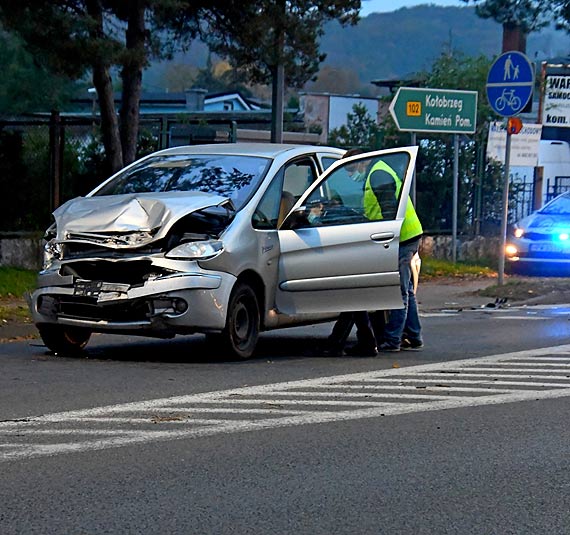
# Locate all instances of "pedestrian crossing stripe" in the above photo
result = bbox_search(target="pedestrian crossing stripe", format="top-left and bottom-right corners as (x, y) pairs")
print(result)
(2, 344), (570, 462)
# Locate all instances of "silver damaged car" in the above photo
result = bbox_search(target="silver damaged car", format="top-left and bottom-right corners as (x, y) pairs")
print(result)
(30, 143), (418, 358)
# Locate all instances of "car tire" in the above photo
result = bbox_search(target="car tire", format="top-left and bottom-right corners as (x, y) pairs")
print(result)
(38, 325), (91, 356)
(218, 282), (260, 359)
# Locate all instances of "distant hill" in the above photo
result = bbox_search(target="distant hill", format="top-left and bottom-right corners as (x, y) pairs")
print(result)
(319, 5), (570, 83)
(144, 5), (570, 92)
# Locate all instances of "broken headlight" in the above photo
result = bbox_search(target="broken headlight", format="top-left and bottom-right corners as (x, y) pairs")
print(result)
(165, 240), (223, 260)
(43, 239), (62, 270)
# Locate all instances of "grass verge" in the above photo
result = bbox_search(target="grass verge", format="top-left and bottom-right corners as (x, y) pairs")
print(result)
(421, 257), (496, 279)
(0, 267), (36, 325)
(0, 266), (36, 298)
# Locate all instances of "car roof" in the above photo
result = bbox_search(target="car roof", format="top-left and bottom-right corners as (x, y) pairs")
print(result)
(155, 143), (345, 159)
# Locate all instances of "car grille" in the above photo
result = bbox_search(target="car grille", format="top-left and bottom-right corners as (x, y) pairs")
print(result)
(59, 260), (164, 285)
(44, 295), (150, 322)
(63, 242), (159, 259)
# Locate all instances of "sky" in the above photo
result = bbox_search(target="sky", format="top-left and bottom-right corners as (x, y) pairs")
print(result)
(360, 0), (465, 17)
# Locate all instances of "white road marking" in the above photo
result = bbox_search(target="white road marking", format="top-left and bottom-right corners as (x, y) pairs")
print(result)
(397, 372), (570, 380)
(421, 307), (569, 320)
(471, 361), (570, 366)
(516, 357), (570, 361)
(491, 316), (551, 320)
(3, 344), (570, 462)
(465, 366), (570, 372)
(421, 313), (460, 317)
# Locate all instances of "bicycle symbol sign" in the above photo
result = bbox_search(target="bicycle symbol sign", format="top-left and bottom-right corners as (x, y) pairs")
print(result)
(486, 51), (534, 117)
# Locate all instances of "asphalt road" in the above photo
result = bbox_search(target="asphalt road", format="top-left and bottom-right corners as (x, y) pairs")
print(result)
(1, 305), (570, 534)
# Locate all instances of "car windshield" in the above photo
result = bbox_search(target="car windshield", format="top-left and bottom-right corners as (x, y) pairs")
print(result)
(94, 154), (272, 210)
(539, 192), (570, 215)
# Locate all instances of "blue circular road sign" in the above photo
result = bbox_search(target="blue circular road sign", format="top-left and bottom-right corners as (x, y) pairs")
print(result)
(486, 51), (534, 117)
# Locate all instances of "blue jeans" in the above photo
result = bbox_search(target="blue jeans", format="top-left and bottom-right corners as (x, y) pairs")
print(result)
(382, 240), (422, 348)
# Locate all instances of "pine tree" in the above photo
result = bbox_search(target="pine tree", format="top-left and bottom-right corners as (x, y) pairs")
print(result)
(461, 0), (553, 51)
(201, 0), (360, 142)
(0, 0), (204, 172)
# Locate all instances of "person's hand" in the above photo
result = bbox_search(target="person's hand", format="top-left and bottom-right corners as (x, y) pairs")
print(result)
(308, 203), (323, 223)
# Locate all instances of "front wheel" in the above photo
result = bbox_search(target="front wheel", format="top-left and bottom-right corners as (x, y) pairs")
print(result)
(38, 325), (91, 356)
(219, 282), (260, 359)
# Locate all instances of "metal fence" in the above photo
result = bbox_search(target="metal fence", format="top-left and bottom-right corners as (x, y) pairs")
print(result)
(546, 176), (570, 202)
(509, 180), (535, 223)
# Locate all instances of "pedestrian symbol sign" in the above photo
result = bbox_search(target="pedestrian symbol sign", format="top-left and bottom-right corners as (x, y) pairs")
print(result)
(486, 51), (534, 117)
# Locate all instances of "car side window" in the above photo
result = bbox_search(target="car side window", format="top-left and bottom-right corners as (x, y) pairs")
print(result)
(253, 158), (320, 230)
(283, 159), (317, 200)
(252, 169), (284, 230)
(320, 156), (341, 171)
(291, 152), (410, 228)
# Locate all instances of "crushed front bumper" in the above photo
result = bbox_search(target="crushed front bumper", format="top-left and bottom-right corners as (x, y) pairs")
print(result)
(30, 268), (236, 336)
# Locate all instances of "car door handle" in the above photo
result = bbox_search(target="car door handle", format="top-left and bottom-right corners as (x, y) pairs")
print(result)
(370, 232), (395, 243)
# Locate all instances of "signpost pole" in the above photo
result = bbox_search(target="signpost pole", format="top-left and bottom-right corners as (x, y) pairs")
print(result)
(486, 50), (534, 285)
(410, 132), (417, 204)
(498, 131), (513, 286)
(452, 134), (459, 263)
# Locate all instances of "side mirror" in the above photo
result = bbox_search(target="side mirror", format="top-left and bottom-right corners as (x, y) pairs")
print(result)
(280, 206), (308, 230)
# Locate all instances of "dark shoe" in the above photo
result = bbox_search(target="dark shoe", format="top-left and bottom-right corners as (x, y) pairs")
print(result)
(378, 342), (400, 352)
(400, 338), (424, 351)
(345, 343), (378, 357)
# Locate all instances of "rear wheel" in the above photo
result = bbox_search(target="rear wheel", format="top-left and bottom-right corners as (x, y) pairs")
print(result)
(218, 282), (260, 359)
(38, 325), (91, 356)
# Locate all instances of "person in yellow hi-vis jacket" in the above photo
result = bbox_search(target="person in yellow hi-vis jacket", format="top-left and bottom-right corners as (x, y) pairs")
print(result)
(362, 158), (424, 352)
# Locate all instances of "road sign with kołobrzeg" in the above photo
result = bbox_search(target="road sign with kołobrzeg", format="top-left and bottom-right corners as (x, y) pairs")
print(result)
(389, 87), (477, 134)
(486, 51), (534, 117)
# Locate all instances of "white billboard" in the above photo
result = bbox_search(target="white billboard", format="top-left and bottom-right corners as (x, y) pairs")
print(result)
(486, 121), (542, 166)
(542, 75), (570, 128)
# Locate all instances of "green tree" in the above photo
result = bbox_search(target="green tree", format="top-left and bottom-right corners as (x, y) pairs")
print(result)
(192, 55), (253, 96)
(201, 0), (360, 141)
(0, 29), (77, 114)
(460, 0), (553, 50)
(0, 0), (204, 172)
(553, 1), (570, 34)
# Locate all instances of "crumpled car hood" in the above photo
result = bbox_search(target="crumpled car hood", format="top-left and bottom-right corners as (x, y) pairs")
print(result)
(53, 191), (231, 242)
